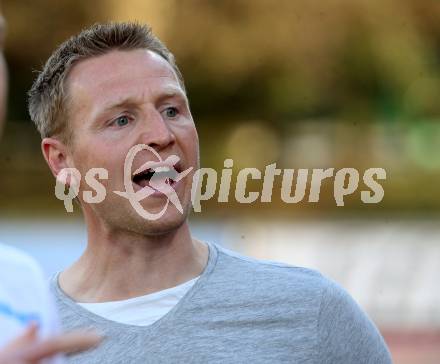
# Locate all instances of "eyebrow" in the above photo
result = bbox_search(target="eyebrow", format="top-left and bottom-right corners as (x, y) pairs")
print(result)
(156, 88), (188, 105)
(100, 87), (187, 114)
(100, 97), (141, 114)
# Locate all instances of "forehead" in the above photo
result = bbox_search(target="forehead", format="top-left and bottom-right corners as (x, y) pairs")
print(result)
(66, 49), (182, 111)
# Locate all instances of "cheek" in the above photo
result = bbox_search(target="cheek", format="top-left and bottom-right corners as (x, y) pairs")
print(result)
(72, 144), (124, 181)
(74, 155), (124, 197)
(181, 124), (199, 157)
(190, 129), (200, 165)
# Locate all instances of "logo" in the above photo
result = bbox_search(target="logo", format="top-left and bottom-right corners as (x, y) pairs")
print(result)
(54, 144), (387, 219)
(113, 144), (193, 220)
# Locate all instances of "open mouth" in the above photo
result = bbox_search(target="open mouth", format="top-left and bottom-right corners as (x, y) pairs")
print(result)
(132, 165), (181, 189)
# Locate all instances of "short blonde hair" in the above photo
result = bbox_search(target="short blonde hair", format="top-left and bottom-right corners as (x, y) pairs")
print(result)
(28, 22), (185, 142)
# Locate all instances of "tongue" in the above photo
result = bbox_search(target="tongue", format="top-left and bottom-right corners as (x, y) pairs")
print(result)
(137, 178), (150, 188)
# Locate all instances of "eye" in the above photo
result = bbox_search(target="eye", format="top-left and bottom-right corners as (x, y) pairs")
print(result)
(163, 107), (179, 119)
(113, 115), (130, 127)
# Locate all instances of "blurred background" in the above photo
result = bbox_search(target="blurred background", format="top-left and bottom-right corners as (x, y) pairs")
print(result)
(0, 0), (439, 362)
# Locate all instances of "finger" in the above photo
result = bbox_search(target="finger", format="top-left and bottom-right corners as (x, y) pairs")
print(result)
(1, 322), (39, 353)
(22, 331), (102, 362)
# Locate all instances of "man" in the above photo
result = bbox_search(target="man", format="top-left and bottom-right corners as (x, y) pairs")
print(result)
(28, 22), (392, 363)
(0, 9), (100, 364)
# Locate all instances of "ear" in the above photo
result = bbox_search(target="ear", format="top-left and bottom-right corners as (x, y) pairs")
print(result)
(41, 137), (73, 179)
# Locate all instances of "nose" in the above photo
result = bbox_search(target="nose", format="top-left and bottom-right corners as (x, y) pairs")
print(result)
(138, 107), (176, 151)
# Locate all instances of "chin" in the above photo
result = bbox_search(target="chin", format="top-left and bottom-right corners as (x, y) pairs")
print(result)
(120, 202), (190, 236)
(85, 191), (192, 237)
(140, 210), (187, 235)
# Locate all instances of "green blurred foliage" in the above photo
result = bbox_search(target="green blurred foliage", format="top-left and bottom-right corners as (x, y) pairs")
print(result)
(1, 0), (440, 215)
(4, 0), (440, 122)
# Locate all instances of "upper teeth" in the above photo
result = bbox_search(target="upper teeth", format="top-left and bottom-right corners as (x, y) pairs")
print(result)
(153, 166), (172, 173)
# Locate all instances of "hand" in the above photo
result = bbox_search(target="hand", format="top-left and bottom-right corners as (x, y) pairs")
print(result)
(0, 323), (102, 364)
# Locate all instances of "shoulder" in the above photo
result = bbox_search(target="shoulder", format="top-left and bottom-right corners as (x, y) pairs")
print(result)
(213, 244), (391, 363)
(215, 243), (325, 280)
(0, 244), (60, 340)
(316, 273), (392, 363)
(213, 243), (331, 302)
(0, 243), (46, 286)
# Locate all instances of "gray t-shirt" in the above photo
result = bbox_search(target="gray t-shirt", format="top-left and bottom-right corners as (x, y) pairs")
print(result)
(50, 242), (392, 364)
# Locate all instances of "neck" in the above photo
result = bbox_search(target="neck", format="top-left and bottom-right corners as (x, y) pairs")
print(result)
(59, 221), (209, 303)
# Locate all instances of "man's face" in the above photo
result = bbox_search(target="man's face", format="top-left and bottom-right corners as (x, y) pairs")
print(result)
(64, 49), (199, 235)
